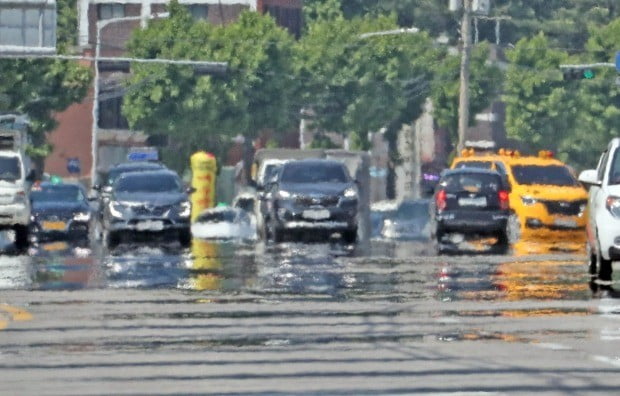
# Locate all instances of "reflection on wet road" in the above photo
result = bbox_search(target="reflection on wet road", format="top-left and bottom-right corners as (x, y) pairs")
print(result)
(2, 236), (620, 394)
(1, 237), (593, 303)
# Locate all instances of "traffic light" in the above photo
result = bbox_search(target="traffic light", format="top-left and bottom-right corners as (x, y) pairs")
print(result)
(562, 67), (596, 81)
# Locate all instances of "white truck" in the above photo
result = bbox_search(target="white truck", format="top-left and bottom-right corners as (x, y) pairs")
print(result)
(0, 114), (35, 248)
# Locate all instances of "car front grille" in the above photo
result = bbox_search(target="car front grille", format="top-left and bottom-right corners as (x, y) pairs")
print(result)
(132, 205), (171, 216)
(540, 200), (586, 216)
(296, 196), (340, 207)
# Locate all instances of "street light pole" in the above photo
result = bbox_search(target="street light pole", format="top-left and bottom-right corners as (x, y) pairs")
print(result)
(457, 0), (473, 153)
(91, 13), (168, 186)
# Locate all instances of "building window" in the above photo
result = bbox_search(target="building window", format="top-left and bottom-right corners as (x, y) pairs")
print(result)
(98, 4), (125, 20)
(99, 96), (129, 130)
(188, 5), (209, 20)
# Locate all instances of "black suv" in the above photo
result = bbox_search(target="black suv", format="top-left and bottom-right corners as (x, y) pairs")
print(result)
(101, 169), (192, 247)
(431, 168), (511, 251)
(264, 159), (358, 243)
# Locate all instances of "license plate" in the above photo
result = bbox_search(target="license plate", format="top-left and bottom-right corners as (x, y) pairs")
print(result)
(302, 209), (330, 220)
(554, 218), (577, 229)
(458, 197), (487, 207)
(42, 221), (66, 231)
(136, 220), (164, 231)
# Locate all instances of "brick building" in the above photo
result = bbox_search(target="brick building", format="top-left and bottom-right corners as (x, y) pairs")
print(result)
(45, 0), (302, 181)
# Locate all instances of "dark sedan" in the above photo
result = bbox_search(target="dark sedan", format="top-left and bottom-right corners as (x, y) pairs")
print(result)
(29, 182), (94, 243)
(101, 169), (192, 248)
(265, 159), (358, 243)
(431, 168), (510, 251)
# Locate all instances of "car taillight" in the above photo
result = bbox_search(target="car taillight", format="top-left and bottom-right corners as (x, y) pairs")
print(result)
(436, 189), (447, 211)
(499, 190), (509, 210)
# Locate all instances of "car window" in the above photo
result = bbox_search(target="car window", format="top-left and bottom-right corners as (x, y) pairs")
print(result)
(0, 156), (21, 181)
(280, 163), (348, 183)
(511, 165), (578, 187)
(439, 173), (502, 193)
(31, 185), (84, 202)
(596, 150), (608, 183)
(115, 174), (181, 193)
(198, 210), (237, 223)
(454, 161), (493, 170)
(607, 150), (620, 185)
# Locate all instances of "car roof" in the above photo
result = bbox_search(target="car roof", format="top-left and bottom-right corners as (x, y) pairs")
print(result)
(109, 161), (165, 171)
(441, 168), (503, 177)
(115, 169), (180, 180)
(282, 159), (344, 166)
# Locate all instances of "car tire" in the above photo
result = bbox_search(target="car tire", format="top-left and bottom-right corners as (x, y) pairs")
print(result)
(14, 225), (29, 250)
(342, 229), (357, 245)
(597, 251), (613, 282)
(587, 242), (597, 275)
(495, 231), (510, 254)
(272, 225), (284, 243)
(105, 230), (120, 249)
(179, 228), (192, 247)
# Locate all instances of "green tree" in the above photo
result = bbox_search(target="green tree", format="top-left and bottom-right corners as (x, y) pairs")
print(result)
(297, 13), (439, 150)
(0, 0), (92, 161)
(503, 34), (574, 155)
(123, 1), (298, 171)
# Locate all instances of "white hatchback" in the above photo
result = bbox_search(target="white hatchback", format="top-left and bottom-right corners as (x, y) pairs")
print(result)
(579, 138), (620, 283)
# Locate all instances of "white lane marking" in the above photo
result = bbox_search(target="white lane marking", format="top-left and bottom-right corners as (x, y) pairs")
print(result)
(534, 342), (573, 351)
(593, 355), (620, 368)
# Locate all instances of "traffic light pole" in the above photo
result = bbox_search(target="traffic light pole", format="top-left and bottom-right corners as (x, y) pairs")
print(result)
(457, 0), (473, 153)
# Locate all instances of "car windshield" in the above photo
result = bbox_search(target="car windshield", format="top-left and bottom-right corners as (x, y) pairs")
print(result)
(31, 185), (84, 203)
(0, 157), (21, 181)
(454, 161), (492, 170)
(439, 173), (502, 193)
(511, 165), (578, 187)
(608, 150), (620, 185)
(262, 164), (283, 184)
(106, 165), (160, 186)
(198, 210), (242, 223)
(280, 163), (348, 184)
(115, 174), (181, 193)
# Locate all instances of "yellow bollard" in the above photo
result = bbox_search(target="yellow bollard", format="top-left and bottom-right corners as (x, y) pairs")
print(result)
(190, 151), (217, 222)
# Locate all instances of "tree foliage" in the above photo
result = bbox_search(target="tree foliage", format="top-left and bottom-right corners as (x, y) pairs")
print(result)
(123, 1), (297, 169)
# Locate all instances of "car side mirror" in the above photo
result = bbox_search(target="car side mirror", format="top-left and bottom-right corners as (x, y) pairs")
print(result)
(578, 169), (601, 187)
(186, 186), (197, 194)
(92, 184), (101, 191)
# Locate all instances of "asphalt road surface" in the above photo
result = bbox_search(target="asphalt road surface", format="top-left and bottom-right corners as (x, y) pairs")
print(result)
(1, 236), (620, 395)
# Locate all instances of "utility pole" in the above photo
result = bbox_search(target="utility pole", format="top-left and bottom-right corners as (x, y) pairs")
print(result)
(457, 0), (473, 153)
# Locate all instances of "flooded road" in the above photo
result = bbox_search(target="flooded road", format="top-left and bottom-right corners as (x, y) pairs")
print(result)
(1, 237), (620, 394)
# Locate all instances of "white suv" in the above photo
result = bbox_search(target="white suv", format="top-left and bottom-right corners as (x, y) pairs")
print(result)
(579, 138), (620, 283)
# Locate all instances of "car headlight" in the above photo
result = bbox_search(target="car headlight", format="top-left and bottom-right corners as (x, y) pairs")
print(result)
(606, 196), (620, 218)
(344, 187), (358, 199)
(278, 190), (292, 199)
(109, 202), (125, 218)
(73, 212), (91, 222)
(179, 201), (191, 217)
(521, 196), (537, 206)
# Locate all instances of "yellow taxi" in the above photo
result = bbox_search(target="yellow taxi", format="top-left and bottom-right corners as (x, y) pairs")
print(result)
(451, 148), (588, 244)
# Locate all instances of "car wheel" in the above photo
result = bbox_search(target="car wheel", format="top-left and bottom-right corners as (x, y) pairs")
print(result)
(597, 251), (613, 282)
(14, 225), (29, 250)
(494, 231), (510, 255)
(179, 228), (192, 247)
(587, 242), (597, 275)
(272, 224), (284, 243)
(105, 230), (120, 249)
(342, 229), (357, 245)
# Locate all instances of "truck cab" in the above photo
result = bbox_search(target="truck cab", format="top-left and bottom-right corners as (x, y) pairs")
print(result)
(0, 114), (35, 248)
